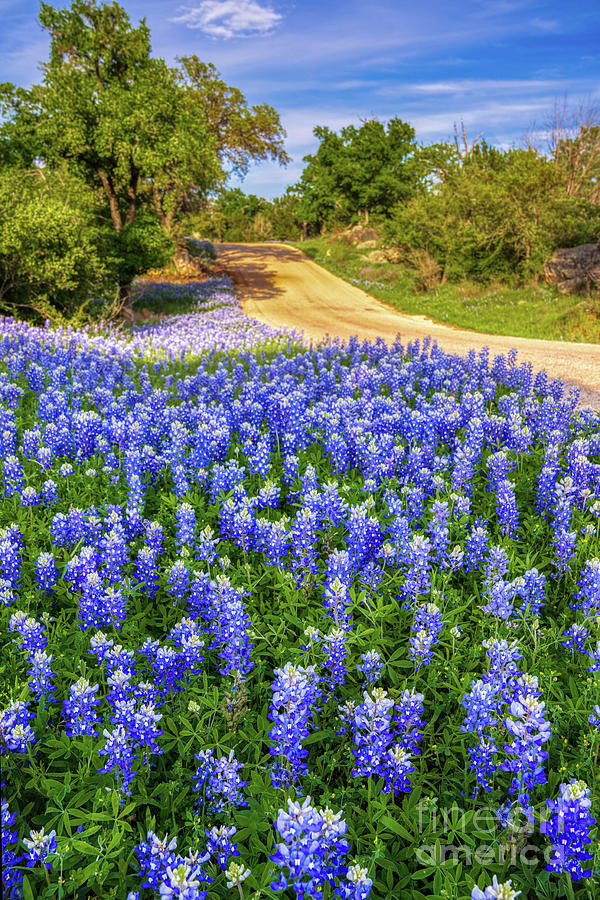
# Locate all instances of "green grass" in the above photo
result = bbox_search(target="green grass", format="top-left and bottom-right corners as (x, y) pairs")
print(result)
(294, 238), (600, 343)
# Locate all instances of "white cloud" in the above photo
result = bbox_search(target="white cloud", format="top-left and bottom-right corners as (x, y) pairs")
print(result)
(171, 0), (282, 39)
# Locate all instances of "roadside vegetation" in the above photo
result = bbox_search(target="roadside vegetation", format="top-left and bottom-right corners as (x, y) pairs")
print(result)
(297, 237), (600, 343)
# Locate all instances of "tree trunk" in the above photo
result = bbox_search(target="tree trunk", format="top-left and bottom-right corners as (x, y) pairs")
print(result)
(98, 169), (123, 232)
(302, 220), (308, 241)
(119, 282), (134, 322)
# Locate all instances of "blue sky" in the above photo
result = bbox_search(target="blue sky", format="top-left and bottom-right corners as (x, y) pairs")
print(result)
(1, 0), (599, 197)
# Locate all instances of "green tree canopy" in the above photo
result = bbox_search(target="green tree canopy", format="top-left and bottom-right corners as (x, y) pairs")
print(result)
(296, 117), (419, 231)
(386, 146), (600, 283)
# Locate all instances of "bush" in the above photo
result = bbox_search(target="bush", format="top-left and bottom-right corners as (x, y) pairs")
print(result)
(386, 147), (600, 284)
(0, 167), (109, 321)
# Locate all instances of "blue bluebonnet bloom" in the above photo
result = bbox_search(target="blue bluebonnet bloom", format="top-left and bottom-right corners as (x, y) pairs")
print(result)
(9, 611), (47, 652)
(35, 551), (59, 593)
(573, 558), (600, 618)
(176, 502), (197, 549)
(562, 624), (588, 655)
(268, 662), (321, 788)
(98, 725), (137, 795)
(1, 798), (23, 898)
(23, 827), (57, 870)
(135, 831), (211, 898)
(205, 825), (239, 870)
(193, 748), (248, 814)
(0, 700), (36, 752)
(270, 796), (350, 899)
(541, 779), (596, 880)
(322, 629), (348, 687)
(471, 877), (520, 900)
(63, 677), (101, 737)
(409, 602), (443, 669)
(356, 650), (384, 686)
(27, 651), (57, 701)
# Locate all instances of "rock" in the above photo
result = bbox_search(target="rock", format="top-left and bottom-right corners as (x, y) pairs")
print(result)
(366, 250), (389, 263)
(356, 240), (379, 249)
(331, 224), (382, 245)
(544, 243), (600, 293)
(383, 247), (404, 264)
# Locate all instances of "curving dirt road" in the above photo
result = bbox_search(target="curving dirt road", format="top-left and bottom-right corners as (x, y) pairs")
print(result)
(217, 242), (600, 409)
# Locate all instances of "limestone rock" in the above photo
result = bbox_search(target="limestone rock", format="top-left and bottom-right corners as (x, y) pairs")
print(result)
(544, 243), (600, 293)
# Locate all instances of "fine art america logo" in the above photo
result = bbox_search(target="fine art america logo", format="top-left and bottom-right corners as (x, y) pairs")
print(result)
(414, 798), (560, 868)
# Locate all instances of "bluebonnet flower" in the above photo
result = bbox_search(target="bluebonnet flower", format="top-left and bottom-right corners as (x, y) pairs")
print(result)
(350, 688), (395, 780)
(132, 703), (164, 763)
(514, 569), (546, 618)
(541, 780), (595, 880)
(357, 650), (384, 686)
(467, 739), (498, 796)
(136, 831), (179, 891)
(573, 558), (600, 618)
(0, 700), (36, 752)
(481, 580), (516, 622)
(195, 525), (218, 564)
(323, 577), (352, 629)
(135, 546), (160, 599)
(484, 545), (510, 586)
(590, 705), (600, 728)
(502, 690), (551, 818)
(393, 689), (425, 755)
(202, 576), (254, 677)
(9, 611), (47, 652)
(2, 454), (24, 497)
(270, 797), (350, 899)
(23, 827), (57, 870)
(472, 877), (520, 900)
(562, 624), (588, 655)
(88, 631), (114, 665)
(35, 551), (59, 593)
(205, 825), (239, 869)
(194, 748), (248, 814)
(167, 560), (191, 605)
(27, 650), (56, 701)
(135, 831), (211, 898)
(409, 603), (443, 669)
(176, 502), (197, 549)
(98, 725), (137, 795)
(1, 798), (23, 898)
(225, 861), (251, 891)
(338, 864), (373, 899)
(63, 677), (101, 737)
(268, 662), (321, 788)
(553, 528), (577, 574)
(0, 577), (17, 606)
(464, 518), (489, 572)
(41, 479), (59, 504)
(462, 679), (500, 738)
(402, 534), (432, 606)
(323, 629), (348, 687)
(0, 536), (22, 587)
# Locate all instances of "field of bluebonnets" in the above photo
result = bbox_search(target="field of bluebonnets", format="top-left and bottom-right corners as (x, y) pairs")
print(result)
(2, 276), (600, 900)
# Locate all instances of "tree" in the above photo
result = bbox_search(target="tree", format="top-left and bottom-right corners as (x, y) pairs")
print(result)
(176, 58), (290, 177)
(525, 100), (600, 206)
(0, 0), (221, 315)
(296, 118), (419, 232)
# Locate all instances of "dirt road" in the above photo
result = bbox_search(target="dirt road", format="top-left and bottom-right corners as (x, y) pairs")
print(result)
(218, 242), (600, 408)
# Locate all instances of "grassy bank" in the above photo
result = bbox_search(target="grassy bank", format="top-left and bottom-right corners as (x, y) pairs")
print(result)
(295, 237), (600, 343)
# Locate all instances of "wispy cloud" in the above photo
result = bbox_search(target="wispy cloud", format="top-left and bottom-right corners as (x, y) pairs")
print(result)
(171, 0), (282, 39)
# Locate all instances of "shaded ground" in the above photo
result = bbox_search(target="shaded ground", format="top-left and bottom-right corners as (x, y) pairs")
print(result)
(218, 242), (600, 410)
